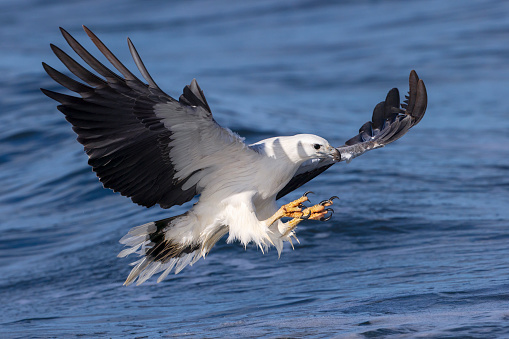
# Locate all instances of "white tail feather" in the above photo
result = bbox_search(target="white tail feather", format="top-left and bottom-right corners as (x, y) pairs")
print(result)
(156, 260), (178, 283)
(129, 258), (144, 267)
(174, 253), (193, 274)
(136, 261), (162, 286)
(117, 243), (143, 258)
(191, 252), (202, 265)
(119, 234), (147, 246)
(126, 222), (156, 236)
(124, 258), (150, 285)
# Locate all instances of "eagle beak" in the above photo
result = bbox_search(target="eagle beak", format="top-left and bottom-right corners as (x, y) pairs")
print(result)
(329, 147), (341, 162)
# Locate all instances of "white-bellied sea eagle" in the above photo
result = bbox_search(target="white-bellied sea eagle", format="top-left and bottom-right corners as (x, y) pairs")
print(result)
(42, 26), (427, 286)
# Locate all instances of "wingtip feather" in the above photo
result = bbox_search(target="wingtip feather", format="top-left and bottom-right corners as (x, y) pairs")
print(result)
(127, 36), (161, 90)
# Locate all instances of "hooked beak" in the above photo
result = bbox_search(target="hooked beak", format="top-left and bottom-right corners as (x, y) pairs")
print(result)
(327, 146), (341, 162)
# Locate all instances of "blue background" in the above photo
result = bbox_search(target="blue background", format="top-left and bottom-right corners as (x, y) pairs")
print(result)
(1, 0), (509, 337)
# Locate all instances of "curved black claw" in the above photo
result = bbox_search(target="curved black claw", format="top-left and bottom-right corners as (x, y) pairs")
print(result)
(319, 200), (330, 206)
(320, 208), (334, 222)
(303, 191), (314, 204)
(300, 209), (312, 220)
(320, 196), (339, 206)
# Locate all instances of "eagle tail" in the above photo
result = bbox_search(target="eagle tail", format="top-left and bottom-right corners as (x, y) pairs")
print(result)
(118, 214), (211, 286)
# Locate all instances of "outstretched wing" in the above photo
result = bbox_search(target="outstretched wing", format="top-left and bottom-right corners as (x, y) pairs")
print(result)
(338, 70), (427, 161)
(42, 26), (249, 209)
(277, 70), (427, 200)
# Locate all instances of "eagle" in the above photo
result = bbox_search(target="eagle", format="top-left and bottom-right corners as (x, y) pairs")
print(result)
(42, 26), (427, 286)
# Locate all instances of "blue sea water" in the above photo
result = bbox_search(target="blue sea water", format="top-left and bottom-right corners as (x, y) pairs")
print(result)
(1, 0), (509, 337)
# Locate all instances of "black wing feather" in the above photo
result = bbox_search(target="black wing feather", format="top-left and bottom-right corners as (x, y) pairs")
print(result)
(41, 26), (212, 209)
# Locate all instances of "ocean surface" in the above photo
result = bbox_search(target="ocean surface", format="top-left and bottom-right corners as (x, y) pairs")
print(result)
(1, 0), (509, 337)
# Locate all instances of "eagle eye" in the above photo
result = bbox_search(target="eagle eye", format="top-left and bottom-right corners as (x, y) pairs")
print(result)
(313, 144), (321, 150)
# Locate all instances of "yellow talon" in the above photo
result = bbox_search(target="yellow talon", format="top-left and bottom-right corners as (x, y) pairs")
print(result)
(279, 195), (338, 236)
(264, 192), (311, 226)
